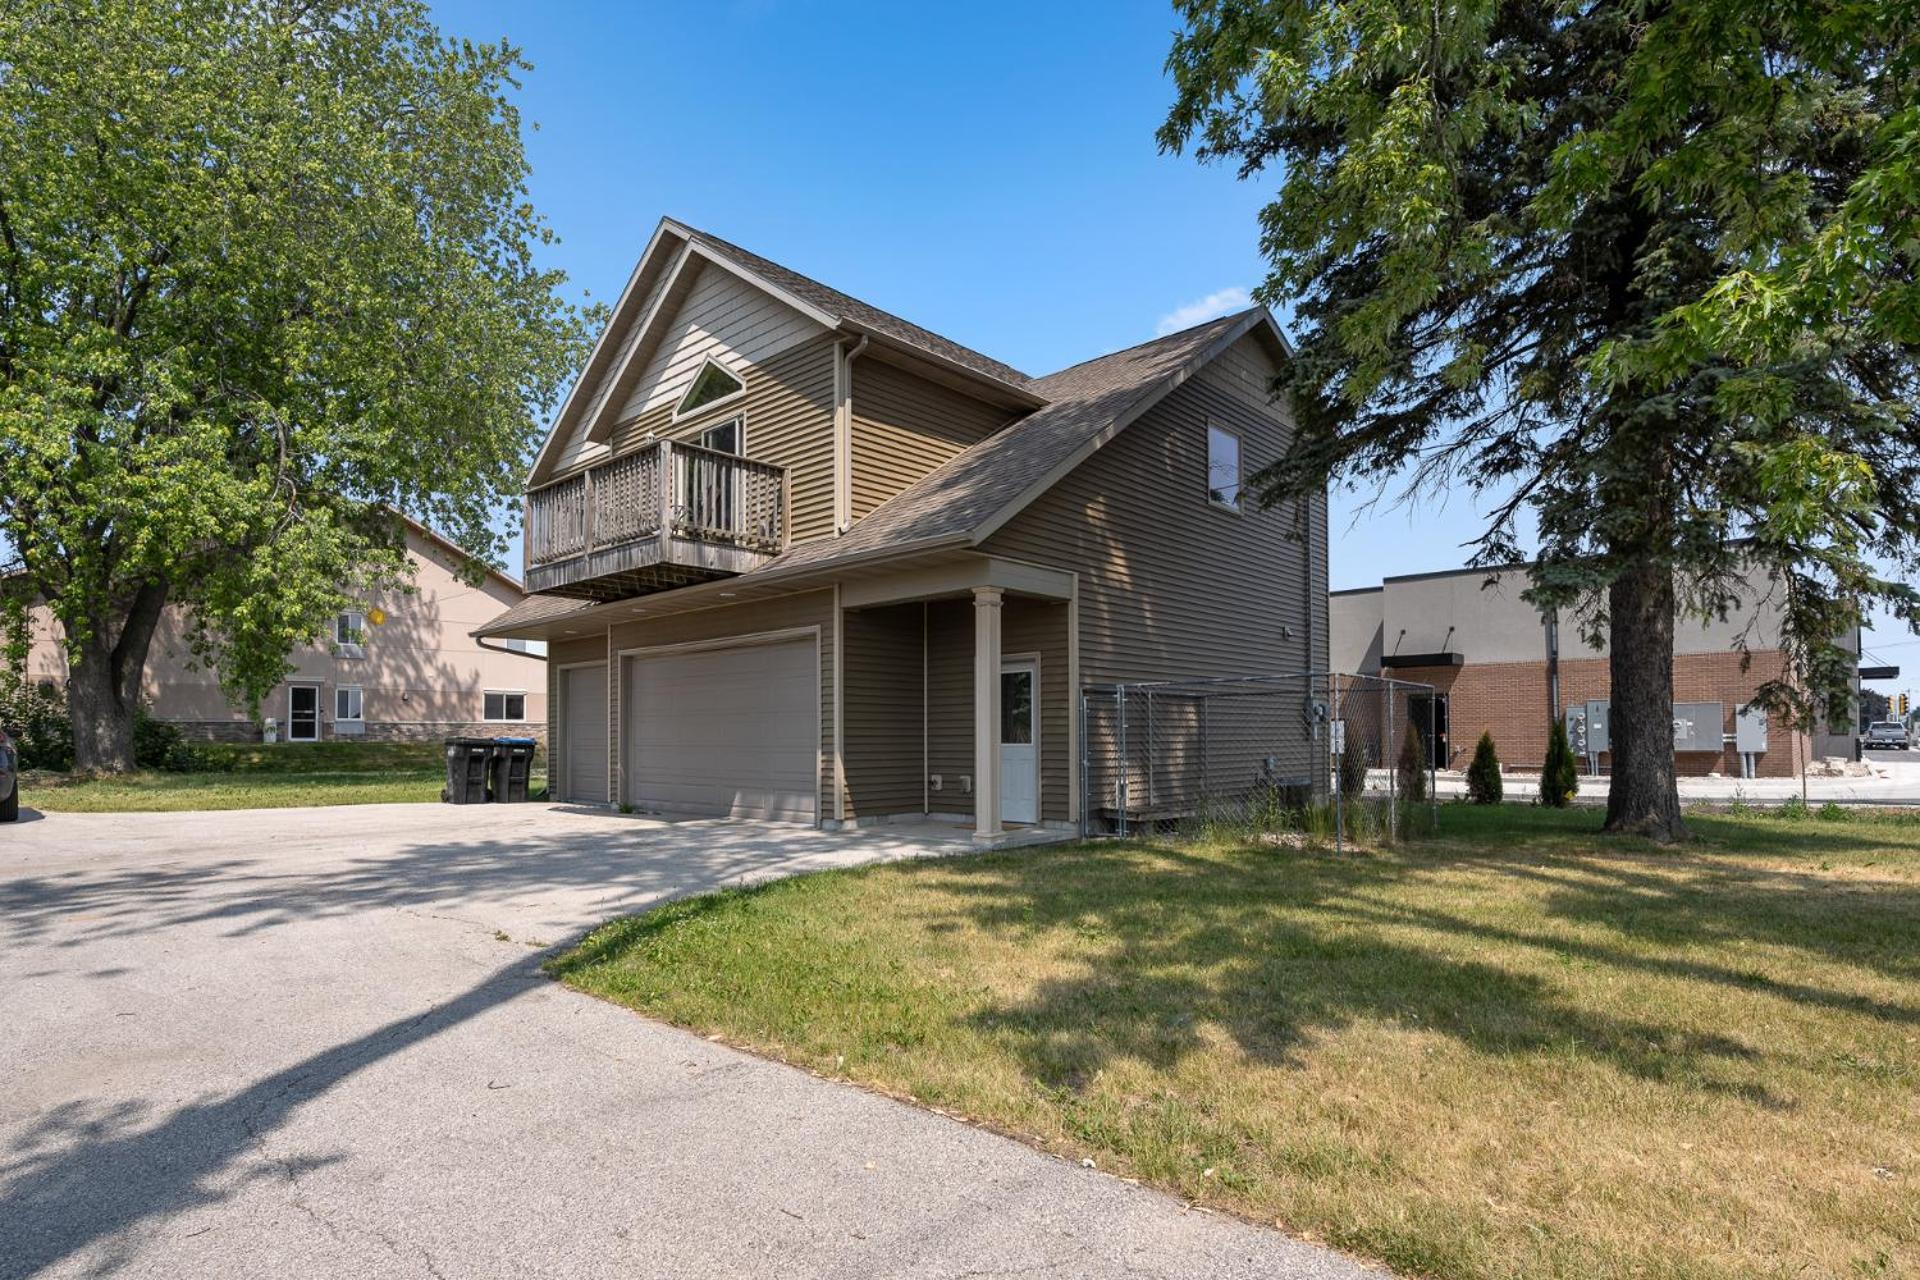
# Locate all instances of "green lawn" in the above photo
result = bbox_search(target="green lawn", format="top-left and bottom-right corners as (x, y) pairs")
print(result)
(550, 806), (1920, 1280)
(21, 740), (546, 812)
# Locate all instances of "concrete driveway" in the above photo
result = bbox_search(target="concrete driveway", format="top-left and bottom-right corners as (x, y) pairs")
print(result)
(0, 804), (1374, 1280)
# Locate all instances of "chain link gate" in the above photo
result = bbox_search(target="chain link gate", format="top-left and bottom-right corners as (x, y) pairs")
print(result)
(1080, 673), (1438, 848)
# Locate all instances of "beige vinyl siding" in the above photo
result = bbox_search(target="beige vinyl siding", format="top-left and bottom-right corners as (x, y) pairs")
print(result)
(603, 590), (837, 815)
(984, 332), (1321, 686)
(916, 595), (1068, 824)
(840, 603), (925, 819)
(615, 262), (826, 422)
(925, 600), (974, 814)
(850, 358), (1018, 520)
(607, 332), (840, 546)
(552, 248), (684, 476)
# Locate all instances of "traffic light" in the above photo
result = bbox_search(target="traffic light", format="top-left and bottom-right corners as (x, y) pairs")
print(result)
(1902, 693), (1911, 717)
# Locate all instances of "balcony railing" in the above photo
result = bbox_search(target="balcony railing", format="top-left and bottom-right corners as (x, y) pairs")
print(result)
(525, 439), (786, 599)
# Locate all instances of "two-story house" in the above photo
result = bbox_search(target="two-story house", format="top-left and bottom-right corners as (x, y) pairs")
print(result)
(476, 219), (1328, 838)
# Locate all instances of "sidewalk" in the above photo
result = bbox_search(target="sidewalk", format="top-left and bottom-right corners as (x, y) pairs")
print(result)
(1411, 758), (1920, 807)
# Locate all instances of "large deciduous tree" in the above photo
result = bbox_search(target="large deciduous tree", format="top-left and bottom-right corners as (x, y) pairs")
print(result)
(1161, 1), (1919, 839)
(0, 0), (594, 770)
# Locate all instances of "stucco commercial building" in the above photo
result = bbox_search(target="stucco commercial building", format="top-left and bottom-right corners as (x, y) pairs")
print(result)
(23, 519), (547, 744)
(1331, 562), (1860, 779)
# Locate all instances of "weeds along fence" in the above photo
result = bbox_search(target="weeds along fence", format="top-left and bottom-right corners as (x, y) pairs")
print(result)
(1079, 673), (1440, 848)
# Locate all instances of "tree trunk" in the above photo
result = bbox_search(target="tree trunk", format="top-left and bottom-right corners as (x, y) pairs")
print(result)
(66, 582), (169, 774)
(1604, 556), (1685, 840)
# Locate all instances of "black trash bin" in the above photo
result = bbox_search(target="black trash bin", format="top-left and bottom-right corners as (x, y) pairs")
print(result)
(443, 737), (494, 804)
(489, 737), (536, 803)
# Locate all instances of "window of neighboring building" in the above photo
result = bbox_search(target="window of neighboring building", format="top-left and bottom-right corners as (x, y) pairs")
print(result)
(674, 358), (746, 419)
(335, 685), (364, 722)
(335, 611), (366, 655)
(1207, 423), (1242, 511)
(484, 690), (526, 722)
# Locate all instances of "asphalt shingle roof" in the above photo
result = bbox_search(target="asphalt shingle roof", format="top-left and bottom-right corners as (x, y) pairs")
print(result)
(759, 309), (1258, 575)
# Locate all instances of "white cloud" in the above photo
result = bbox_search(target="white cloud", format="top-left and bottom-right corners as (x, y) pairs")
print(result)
(1154, 286), (1254, 337)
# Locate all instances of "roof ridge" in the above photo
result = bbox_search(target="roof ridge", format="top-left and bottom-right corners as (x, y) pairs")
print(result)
(1035, 307), (1264, 384)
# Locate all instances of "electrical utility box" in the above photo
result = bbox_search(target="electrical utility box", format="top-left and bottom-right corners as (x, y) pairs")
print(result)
(1672, 702), (1725, 753)
(1736, 706), (1769, 754)
(1584, 700), (1610, 755)
(1565, 705), (1588, 756)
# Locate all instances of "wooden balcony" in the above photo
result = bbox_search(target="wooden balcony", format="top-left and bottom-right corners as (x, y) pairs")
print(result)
(525, 439), (787, 600)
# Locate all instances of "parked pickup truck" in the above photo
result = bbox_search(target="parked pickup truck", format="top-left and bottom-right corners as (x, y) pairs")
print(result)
(1865, 721), (1911, 751)
(0, 727), (16, 822)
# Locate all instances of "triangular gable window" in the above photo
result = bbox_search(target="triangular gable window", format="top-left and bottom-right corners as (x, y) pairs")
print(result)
(675, 358), (745, 418)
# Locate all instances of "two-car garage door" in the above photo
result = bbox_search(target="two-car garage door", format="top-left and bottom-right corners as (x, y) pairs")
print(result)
(621, 636), (818, 823)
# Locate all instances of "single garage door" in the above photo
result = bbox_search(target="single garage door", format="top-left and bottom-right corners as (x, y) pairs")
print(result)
(624, 636), (818, 822)
(561, 664), (609, 804)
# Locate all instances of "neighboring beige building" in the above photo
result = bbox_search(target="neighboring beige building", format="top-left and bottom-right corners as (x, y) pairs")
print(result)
(478, 218), (1329, 836)
(24, 519), (546, 743)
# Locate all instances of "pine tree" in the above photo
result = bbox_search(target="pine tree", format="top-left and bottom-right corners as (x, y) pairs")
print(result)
(1161, 4), (1918, 842)
(1467, 732), (1503, 805)
(1540, 719), (1580, 809)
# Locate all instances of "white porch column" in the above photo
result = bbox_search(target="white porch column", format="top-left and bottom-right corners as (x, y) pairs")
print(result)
(972, 586), (1004, 842)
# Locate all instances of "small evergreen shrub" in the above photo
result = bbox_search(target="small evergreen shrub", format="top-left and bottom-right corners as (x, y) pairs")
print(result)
(0, 680), (73, 771)
(1338, 735), (1369, 798)
(131, 708), (213, 772)
(1466, 731), (1503, 804)
(1396, 720), (1429, 804)
(1540, 718), (1579, 808)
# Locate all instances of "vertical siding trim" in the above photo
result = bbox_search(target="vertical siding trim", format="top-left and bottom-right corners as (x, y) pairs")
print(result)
(923, 601), (930, 814)
(1068, 571), (1081, 824)
(833, 582), (846, 823)
(606, 630), (617, 805)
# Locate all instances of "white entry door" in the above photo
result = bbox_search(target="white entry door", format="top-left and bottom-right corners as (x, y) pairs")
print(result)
(1000, 660), (1038, 824)
(287, 685), (320, 742)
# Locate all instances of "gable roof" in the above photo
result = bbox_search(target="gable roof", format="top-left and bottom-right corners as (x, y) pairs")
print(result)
(526, 218), (1045, 487)
(479, 305), (1289, 639)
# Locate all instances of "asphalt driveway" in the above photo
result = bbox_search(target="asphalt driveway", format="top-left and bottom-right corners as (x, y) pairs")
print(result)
(0, 803), (1375, 1279)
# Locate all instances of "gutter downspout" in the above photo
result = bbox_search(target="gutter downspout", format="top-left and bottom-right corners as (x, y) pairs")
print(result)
(1545, 609), (1561, 720)
(1304, 496), (1317, 670)
(833, 335), (870, 535)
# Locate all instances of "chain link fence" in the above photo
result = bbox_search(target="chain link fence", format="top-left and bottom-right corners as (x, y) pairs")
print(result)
(1080, 673), (1439, 848)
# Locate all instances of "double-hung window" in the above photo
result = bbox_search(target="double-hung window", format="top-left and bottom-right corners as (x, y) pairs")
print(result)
(335, 611), (367, 657)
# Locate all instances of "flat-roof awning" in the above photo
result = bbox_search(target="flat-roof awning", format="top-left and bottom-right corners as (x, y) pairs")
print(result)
(1381, 651), (1466, 669)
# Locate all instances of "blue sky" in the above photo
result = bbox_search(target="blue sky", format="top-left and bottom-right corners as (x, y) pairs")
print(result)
(432, 0), (1912, 693)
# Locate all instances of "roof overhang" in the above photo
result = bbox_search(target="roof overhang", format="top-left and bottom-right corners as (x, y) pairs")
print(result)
(472, 539), (990, 642)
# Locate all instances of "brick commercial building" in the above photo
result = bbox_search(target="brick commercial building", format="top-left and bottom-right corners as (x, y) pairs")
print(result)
(1331, 562), (1861, 780)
